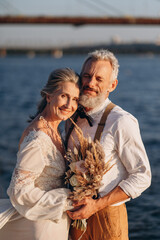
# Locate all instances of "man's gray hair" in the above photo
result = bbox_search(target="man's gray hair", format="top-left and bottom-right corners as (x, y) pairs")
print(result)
(81, 49), (119, 83)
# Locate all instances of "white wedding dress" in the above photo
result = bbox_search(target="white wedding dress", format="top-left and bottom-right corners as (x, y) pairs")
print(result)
(0, 130), (72, 240)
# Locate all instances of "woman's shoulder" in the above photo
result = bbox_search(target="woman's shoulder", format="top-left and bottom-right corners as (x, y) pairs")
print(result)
(19, 119), (50, 149)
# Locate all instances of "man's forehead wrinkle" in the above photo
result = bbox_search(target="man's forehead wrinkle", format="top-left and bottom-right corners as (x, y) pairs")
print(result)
(85, 68), (97, 76)
(84, 63), (100, 76)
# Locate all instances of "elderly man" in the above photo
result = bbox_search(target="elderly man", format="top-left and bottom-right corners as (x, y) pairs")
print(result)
(67, 49), (151, 240)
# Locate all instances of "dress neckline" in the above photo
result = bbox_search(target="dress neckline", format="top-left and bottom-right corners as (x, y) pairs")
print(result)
(19, 129), (65, 160)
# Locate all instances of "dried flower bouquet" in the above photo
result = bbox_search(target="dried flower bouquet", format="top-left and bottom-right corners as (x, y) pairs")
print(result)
(65, 119), (113, 231)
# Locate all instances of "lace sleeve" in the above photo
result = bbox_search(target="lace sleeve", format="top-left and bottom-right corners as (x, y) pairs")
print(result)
(7, 133), (73, 221)
(8, 135), (45, 195)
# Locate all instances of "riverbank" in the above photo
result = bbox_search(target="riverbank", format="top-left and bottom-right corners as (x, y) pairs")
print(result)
(0, 42), (160, 57)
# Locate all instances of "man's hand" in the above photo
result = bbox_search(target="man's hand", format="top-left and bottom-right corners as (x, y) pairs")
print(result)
(67, 187), (130, 220)
(67, 197), (99, 220)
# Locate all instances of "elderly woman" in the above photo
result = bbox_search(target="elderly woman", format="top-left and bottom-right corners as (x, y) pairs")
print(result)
(0, 68), (80, 240)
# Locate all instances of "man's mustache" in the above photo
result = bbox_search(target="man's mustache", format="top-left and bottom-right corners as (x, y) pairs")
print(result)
(82, 86), (98, 93)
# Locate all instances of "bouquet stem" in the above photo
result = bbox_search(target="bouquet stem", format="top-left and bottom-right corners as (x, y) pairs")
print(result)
(72, 219), (87, 231)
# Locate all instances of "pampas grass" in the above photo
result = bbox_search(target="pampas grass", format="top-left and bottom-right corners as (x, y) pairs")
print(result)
(65, 118), (112, 201)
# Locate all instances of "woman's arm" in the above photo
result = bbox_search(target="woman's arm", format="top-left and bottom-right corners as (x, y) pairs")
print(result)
(7, 135), (72, 221)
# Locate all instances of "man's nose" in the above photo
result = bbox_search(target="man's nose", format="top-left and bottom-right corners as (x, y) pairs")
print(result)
(87, 76), (96, 87)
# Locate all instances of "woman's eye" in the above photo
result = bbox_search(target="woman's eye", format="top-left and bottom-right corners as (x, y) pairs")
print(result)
(61, 94), (66, 98)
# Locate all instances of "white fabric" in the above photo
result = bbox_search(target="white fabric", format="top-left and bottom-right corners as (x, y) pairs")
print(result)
(68, 98), (151, 206)
(0, 130), (73, 240)
(0, 199), (17, 228)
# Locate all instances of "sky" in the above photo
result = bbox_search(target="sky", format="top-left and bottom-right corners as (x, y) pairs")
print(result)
(0, 0), (160, 48)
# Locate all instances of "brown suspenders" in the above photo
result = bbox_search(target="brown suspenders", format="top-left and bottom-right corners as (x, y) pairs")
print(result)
(65, 102), (116, 147)
(94, 102), (116, 141)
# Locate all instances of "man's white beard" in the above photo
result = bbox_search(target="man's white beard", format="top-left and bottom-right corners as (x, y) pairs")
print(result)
(79, 92), (107, 109)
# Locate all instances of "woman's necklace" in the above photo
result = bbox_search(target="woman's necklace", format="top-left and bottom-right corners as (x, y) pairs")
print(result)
(39, 116), (65, 154)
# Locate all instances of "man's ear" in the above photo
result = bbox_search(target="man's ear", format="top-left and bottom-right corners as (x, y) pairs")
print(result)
(109, 79), (118, 93)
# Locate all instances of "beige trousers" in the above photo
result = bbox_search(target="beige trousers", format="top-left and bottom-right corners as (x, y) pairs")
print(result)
(70, 204), (129, 240)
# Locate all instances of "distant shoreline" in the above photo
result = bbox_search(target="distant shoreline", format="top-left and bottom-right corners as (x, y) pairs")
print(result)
(0, 43), (160, 57)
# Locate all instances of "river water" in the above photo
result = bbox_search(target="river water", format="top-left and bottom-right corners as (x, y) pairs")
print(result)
(0, 54), (160, 239)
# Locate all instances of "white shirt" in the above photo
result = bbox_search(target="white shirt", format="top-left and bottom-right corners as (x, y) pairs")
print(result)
(68, 98), (151, 205)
